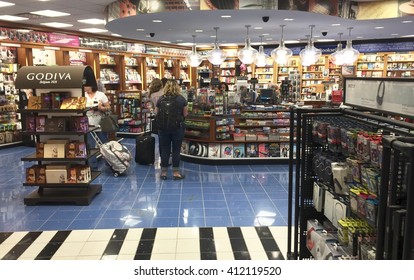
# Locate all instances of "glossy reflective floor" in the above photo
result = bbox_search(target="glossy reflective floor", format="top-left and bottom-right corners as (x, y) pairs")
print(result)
(0, 138), (293, 259)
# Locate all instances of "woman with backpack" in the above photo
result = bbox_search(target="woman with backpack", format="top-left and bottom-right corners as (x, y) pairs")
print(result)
(155, 79), (188, 180)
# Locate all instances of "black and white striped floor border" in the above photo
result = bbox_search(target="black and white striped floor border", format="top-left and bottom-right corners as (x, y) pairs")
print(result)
(0, 226), (287, 260)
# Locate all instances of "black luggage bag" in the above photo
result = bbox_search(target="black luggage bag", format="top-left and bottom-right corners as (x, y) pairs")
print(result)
(135, 134), (155, 165)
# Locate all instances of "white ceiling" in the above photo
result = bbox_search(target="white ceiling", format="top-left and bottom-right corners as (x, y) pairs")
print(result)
(1, 0), (414, 47)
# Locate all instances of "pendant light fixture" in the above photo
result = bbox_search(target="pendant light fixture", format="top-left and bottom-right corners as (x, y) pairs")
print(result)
(237, 25), (258, 65)
(271, 25), (293, 66)
(206, 27), (227, 66)
(255, 35), (270, 67)
(299, 25), (321, 66)
(330, 32), (344, 66)
(185, 35), (203, 67)
(342, 27), (360, 65)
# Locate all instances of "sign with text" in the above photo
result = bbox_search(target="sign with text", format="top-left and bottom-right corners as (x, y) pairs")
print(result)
(49, 33), (80, 47)
(344, 77), (414, 118)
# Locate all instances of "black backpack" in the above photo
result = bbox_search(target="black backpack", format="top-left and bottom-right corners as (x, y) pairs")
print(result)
(155, 95), (182, 130)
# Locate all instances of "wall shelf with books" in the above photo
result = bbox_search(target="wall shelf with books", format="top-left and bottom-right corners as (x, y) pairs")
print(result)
(124, 56), (142, 90)
(356, 53), (385, 78)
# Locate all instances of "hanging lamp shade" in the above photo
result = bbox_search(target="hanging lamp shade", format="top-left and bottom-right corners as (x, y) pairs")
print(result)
(342, 27), (360, 65)
(271, 25), (293, 66)
(237, 25), (258, 65)
(206, 27), (227, 66)
(185, 35), (203, 67)
(330, 33), (345, 66)
(255, 36), (270, 67)
(299, 25), (321, 66)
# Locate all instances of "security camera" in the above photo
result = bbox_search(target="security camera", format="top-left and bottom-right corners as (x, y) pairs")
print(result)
(322, 31), (328, 36)
(150, 33), (155, 37)
(262, 16), (269, 23)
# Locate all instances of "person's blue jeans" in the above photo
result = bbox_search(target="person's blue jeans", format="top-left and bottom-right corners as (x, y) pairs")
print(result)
(158, 126), (184, 169)
(87, 131), (108, 170)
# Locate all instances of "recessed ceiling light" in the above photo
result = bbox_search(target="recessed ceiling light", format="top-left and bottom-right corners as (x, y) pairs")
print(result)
(317, 39), (335, 42)
(78, 18), (105, 25)
(261, 33), (270, 36)
(195, 30), (203, 33)
(401, 34), (414, 38)
(79, 28), (108, 33)
(402, 20), (412, 23)
(356, 36), (363, 39)
(0, 15), (28, 21)
(160, 41), (171, 44)
(40, 22), (73, 28)
(0, 1), (14, 8)
(375, 26), (384, 29)
(146, 35), (151, 38)
(331, 23), (341, 26)
(284, 18), (294, 21)
(265, 38), (273, 41)
(254, 27), (263, 30)
(221, 15), (232, 18)
(210, 35), (216, 38)
(391, 33), (399, 36)
(176, 39), (183, 42)
(136, 28), (145, 31)
(30, 10), (70, 17)
(112, 33), (122, 37)
(152, 19), (162, 23)
(285, 40), (300, 44)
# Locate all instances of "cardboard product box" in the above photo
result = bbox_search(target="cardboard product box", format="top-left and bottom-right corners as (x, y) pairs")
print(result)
(26, 165), (38, 184)
(41, 92), (52, 109)
(5, 131), (13, 143)
(67, 166), (77, 183)
(332, 199), (348, 228)
(43, 143), (66, 158)
(46, 165), (68, 184)
(324, 191), (335, 224)
(76, 165), (89, 183)
(45, 117), (67, 132)
(60, 97), (86, 109)
(71, 116), (89, 132)
(36, 165), (46, 184)
(66, 142), (77, 158)
(75, 142), (87, 158)
(35, 116), (46, 132)
(27, 96), (42, 110)
(26, 116), (36, 132)
(36, 142), (45, 158)
(50, 92), (70, 109)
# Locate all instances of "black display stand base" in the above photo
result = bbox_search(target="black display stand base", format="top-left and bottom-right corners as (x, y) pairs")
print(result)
(24, 185), (102, 206)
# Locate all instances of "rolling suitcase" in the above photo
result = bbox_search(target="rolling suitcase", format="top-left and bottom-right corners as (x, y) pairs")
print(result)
(135, 134), (155, 165)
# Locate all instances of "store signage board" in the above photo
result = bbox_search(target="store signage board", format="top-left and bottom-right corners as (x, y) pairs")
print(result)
(15, 65), (95, 89)
(344, 77), (414, 118)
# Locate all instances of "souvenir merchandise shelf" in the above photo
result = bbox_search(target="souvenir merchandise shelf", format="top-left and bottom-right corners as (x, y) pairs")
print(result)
(124, 56), (142, 90)
(15, 65), (102, 206)
(386, 53), (414, 78)
(163, 58), (176, 80)
(288, 106), (414, 260)
(219, 60), (236, 85)
(181, 106), (295, 164)
(116, 90), (143, 136)
(301, 56), (326, 93)
(356, 53), (385, 78)
(145, 57), (161, 87)
(98, 54), (122, 91)
(178, 60), (191, 85)
(254, 62), (275, 85)
(276, 58), (300, 84)
(0, 46), (22, 147)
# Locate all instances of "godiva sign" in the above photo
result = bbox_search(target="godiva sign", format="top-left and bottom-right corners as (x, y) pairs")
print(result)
(15, 65), (96, 89)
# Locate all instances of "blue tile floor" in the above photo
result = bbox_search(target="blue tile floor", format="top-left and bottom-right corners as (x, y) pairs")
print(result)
(0, 138), (293, 232)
